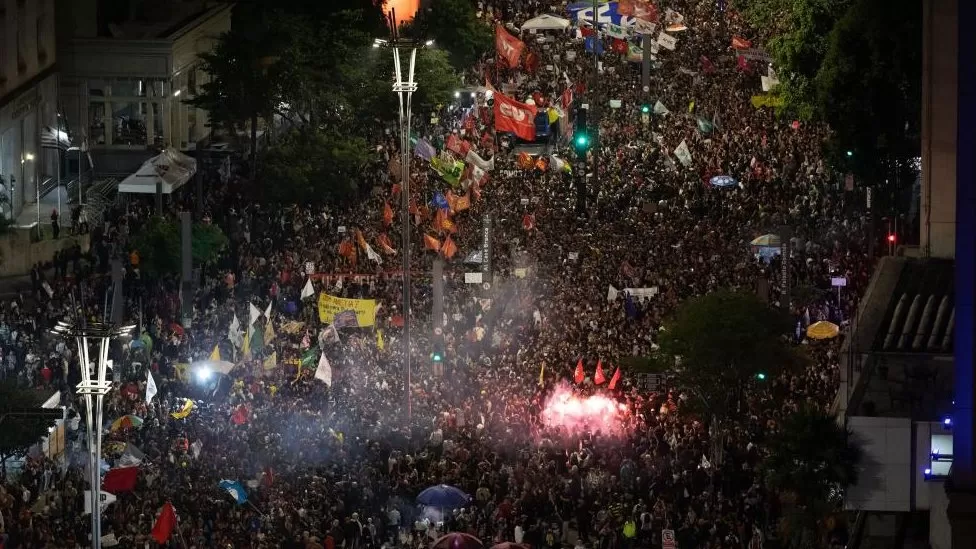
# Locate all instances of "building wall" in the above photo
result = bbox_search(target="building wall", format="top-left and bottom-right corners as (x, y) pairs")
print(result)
(920, 0), (958, 259)
(57, 4), (231, 175)
(0, 0), (58, 219)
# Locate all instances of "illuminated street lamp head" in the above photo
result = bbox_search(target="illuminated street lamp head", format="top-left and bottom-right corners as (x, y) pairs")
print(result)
(51, 320), (136, 339)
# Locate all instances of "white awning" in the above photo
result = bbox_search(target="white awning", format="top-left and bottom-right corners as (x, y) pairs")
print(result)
(521, 14), (571, 31)
(117, 148), (197, 194)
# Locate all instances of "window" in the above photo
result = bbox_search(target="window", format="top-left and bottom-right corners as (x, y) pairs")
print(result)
(151, 103), (163, 144)
(112, 79), (140, 98)
(88, 102), (107, 145)
(187, 69), (197, 96)
(88, 79), (107, 97)
(111, 102), (147, 146)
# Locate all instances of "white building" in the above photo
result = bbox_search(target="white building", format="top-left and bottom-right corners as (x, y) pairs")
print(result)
(0, 0), (59, 220)
(58, 0), (232, 176)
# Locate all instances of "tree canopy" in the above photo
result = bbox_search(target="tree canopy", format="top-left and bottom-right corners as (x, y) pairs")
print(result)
(192, 1), (459, 204)
(0, 382), (59, 469)
(130, 218), (228, 277)
(404, 0), (493, 71)
(736, 0), (921, 182)
(656, 290), (803, 423)
(763, 407), (863, 548)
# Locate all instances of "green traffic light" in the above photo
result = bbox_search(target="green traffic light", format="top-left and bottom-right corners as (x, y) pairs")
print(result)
(575, 135), (588, 147)
(432, 353), (443, 362)
(846, 150), (853, 157)
(641, 105), (650, 113)
(756, 372), (767, 380)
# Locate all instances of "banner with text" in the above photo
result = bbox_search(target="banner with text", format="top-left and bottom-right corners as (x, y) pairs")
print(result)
(317, 294), (378, 327)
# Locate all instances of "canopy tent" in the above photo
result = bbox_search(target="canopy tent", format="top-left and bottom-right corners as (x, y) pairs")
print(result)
(521, 14), (572, 31)
(118, 148), (197, 194)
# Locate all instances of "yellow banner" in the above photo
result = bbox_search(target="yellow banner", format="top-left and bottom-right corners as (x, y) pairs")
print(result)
(750, 94), (785, 109)
(317, 293), (378, 327)
(171, 399), (195, 419)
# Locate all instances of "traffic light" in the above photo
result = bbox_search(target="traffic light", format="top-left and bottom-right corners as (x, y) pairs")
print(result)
(641, 104), (650, 114)
(756, 372), (767, 381)
(431, 339), (445, 362)
(846, 150), (854, 157)
(887, 233), (896, 244)
(574, 132), (590, 149)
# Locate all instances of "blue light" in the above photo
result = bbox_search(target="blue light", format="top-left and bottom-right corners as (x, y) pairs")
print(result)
(924, 468), (932, 476)
(944, 417), (953, 427)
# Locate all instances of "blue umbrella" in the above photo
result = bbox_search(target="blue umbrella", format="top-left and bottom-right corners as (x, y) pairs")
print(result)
(416, 484), (471, 508)
(710, 175), (738, 188)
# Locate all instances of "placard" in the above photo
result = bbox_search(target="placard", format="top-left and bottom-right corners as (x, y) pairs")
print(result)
(465, 272), (484, 284)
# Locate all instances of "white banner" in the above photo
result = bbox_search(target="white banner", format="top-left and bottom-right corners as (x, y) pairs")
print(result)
(657, 32), (677, 51)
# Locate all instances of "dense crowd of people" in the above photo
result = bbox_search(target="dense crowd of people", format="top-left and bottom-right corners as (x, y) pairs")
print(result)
(0, 1), (876, 548)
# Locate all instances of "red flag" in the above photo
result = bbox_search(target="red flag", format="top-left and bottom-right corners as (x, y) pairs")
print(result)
(573, 359), (585, 384)
(731, 36), (752, 50)
(611, 38), (629, 54)
(618, 0), (659, 22)
(261, 466), (275, 488)
(580, 25), (596, 38)
(524, 50), (540, 73)
(522, 213), (535, 231)
(391, 183), (402, 197)
(151, 502), (178, 544)
(561, 87), (574, 110)
(495, 25), (525, 67)
(517, 151), (535, 170)
(441, 236), (458, 259)
(594, 359), (607, 385)
(377, 233), (397, 254)
(424, 234), (441, 251)
(382, 201), (394, 227)
(231, 404), (249, 425)
(494, 93), (538, 141)
(700, 55), (715, 74)
(103, 466), (139, 492)
(736, 55), (753, 74)
(607, 367), (621, 390)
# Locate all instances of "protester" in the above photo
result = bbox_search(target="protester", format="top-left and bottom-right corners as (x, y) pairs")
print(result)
(0, 2), (869, 548)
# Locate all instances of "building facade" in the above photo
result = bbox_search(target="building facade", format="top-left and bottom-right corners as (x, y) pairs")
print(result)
(57, 0), (231, 176)
(0, 0), (59, 220)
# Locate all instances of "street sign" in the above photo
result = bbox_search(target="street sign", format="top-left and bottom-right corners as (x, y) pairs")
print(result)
(662, 529), (676, 549)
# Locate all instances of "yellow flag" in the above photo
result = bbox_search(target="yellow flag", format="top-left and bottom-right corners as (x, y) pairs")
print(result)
(539, 362), (545, 386)
(209, 344), (221, 362)
(263, 351), (277, 371)
(242, 329), (251, 359)
(688, 100), (695, 113)
(264, 321), (276, 345)
(171, 399), (195, 419)
(376, 329), (385, 351)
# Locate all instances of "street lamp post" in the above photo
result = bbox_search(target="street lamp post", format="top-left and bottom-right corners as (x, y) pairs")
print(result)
(51, 320), (134, 549)
(375, 10), (429, 420)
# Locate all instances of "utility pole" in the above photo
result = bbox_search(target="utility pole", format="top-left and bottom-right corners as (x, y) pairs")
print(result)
(591, 0), (600, 200)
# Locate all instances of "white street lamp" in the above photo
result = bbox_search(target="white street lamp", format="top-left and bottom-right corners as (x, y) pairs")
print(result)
(51, 320), (135, 549)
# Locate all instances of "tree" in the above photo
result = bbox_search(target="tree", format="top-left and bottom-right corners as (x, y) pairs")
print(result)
(185, 28), (281, 159)
(735, 0), (851, 120)
(362, 48), (460, 117)
(130, 218), (228, 277)
(814, 0), (921, 184)
(656, 290), (803, 423)
(404, 0), (493, 71)
(764, 407), (863, 548)
(258, 128), (369, 205)
(0, 382), (59, 473)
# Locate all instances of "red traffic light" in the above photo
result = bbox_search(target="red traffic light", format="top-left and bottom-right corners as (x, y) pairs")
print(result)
(887, 234), (896, 243)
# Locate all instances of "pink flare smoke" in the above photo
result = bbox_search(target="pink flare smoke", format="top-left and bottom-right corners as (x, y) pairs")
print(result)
(540, 383), (630, 437)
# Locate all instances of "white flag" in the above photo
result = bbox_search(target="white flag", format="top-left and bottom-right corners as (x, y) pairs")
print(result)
(191, 440), (203, 459)
(656, 32), (677, 51)
(301, 278), (315, 300)
(145, 370), (158, 404)
(653, 100), (669, 115)
(100, 533), (119, 547)
(365, 244), (382, 265)
(607, 285), (620, 303)
(674, 139), (693, 167)
(84, 491), (117, 515)
(248, 303), (261, 327)
(264, 301), (273, 321)
(228, 314), (242, 348)
(464, 149), (495, 171)
(314, 352), (333, 385)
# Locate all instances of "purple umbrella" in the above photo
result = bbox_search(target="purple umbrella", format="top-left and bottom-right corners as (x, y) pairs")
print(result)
(431, 533), (483, 549)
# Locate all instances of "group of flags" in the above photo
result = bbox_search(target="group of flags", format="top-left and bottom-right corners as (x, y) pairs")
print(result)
(567, 358), (622, 389)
